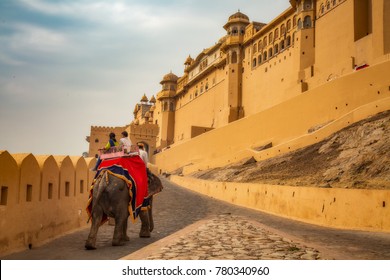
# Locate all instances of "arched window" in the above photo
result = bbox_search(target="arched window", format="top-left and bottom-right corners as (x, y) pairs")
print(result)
(287, 36), (291, 46)
(304, 16), (312, 28)
(293, 16), (297, 27)
(268, 48), (273, 58)
(297, 18), (302, 29)
(258, 54), (262, 64)
(281, 24), (286, 36)
(332, 0), (336, 6)
(253, 43), (257, 53)
(231, 51), (237, 63)
(263, 51), (267, 61)
(274, 44), (279, 54)
(280, 40), (285, 50)
(326, 1), (331, 10)
(287, 19), (291, 31)
(252, 58), (257, 67)
(169, 102), (174, 111)
(264, 37), (267, 46)
(258, 40), (262, 52)
(274, 28), (279, 39)
(232, 27), (238, 35)
(320, 4), (325, 14)
(163, 102), (168, 111)
(269, 33), (273, 43)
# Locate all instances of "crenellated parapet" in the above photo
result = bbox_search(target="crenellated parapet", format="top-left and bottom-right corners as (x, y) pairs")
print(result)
(90, 125), (120, 131)
(0, 150), (96, 257)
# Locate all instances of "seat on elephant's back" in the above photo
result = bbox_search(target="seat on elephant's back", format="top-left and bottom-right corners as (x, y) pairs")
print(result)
(100, 145), (139, 160)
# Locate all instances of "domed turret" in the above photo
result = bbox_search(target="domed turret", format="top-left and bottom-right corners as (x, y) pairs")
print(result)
(149, 95), (156, 104)
(160, 72), (179, 85)
(223, 10), (250, 33)
(140, 94), (149, 103)
(228, 11), (249, 22)
(184, 55), (194, 66)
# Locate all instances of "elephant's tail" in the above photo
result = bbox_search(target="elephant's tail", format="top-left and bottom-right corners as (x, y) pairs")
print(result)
(94, 169), (109, 204)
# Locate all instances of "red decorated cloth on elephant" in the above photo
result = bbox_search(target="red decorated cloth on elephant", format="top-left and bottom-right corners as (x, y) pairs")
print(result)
(86, 155), (148, 224)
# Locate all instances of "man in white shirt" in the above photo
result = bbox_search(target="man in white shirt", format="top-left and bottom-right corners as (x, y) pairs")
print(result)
(138, 144), (149, 167)
(119, 131), (132, 152)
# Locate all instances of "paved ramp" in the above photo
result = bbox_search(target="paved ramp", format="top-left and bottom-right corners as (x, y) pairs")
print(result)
(3, 177), (390, 260)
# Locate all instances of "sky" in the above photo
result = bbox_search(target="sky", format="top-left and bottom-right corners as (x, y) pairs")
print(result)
(0, 0), (290, 156)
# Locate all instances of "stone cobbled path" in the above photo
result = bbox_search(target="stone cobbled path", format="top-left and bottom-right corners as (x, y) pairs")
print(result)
(144, 214), (322, 260)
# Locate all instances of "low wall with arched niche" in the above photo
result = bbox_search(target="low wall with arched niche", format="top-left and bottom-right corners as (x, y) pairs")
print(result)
(0, 151), (96, 257)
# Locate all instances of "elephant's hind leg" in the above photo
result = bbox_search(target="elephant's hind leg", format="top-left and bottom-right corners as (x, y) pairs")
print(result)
(112, 215), (127, 246)
(85, 207), (103, 250)
(122, 214), (130, 242)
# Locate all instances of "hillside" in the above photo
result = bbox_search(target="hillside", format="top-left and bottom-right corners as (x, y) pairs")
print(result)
(191, 110), (390, 190)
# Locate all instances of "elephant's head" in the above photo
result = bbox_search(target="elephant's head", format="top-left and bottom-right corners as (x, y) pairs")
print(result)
(147, 171), (163, 197)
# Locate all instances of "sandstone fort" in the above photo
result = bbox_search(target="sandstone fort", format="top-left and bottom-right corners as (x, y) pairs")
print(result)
(1, 0), (389, 256)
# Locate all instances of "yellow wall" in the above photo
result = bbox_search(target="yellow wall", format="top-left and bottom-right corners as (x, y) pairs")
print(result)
(171, 175), (390, 232)
(314, 0), (354, 84)
(0, 151), (20, 255)
(242, 45), (299, 115)
(175, 75), (227, 142)
(88, 126), (126, 158)
(150, 0), (390, 151)
(385, 0), (390, 54)
(129, 123), (159, 155)
(154, 59), (390, 174)
(0, 151), (95, 257)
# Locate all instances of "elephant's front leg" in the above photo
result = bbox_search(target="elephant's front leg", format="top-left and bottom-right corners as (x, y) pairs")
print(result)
(148, 197), (154, 232)
(85, 205), (103, 250)
(139, 209), (151, 238)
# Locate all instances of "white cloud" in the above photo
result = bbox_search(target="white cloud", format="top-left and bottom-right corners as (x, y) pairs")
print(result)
(18, 0), (179, 31)
(8, 23), (69, 53)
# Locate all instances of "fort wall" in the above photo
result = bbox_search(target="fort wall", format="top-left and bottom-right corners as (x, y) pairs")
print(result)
(153, 59), (390, 174)
(0, 151), (96, 257)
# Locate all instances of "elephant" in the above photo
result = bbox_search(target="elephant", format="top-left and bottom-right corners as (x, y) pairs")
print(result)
(85, 169), (163, 250)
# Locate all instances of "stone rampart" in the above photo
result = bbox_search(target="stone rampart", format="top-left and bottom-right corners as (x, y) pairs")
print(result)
(0, 151), (96, 257)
